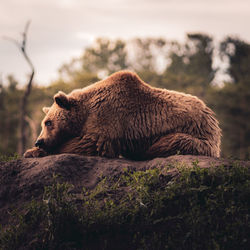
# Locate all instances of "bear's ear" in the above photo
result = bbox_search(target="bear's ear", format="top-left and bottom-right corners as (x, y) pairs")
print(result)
(42, 107), (50, 114)
(54, 91), (71, 110)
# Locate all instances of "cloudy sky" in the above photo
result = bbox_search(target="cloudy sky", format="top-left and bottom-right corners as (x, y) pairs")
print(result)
(1, 0), (250, 85)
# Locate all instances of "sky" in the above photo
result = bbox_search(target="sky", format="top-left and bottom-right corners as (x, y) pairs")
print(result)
(1, 0), (250, 86)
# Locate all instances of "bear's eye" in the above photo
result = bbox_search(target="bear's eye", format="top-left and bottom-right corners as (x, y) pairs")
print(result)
(45, 120), (52, 127)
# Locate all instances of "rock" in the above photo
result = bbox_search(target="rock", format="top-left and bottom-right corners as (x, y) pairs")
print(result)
(0, 154), (249, 227)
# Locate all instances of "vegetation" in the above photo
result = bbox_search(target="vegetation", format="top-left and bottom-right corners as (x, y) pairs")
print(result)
(0, 162), (249, 249)
(0, 153), (20, 162)
(1, 33), (250, 159)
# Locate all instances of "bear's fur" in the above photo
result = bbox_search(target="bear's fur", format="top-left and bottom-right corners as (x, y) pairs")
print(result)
(24, 71), (221, 160)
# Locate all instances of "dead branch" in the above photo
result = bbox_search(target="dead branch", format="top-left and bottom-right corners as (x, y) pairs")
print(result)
(3, 20), (35, 154)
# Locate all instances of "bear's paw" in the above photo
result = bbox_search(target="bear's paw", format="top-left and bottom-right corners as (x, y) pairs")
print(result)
(23, 147), (48, 158)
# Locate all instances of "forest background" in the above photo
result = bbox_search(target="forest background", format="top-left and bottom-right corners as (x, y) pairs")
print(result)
(1, 33), (250, 160)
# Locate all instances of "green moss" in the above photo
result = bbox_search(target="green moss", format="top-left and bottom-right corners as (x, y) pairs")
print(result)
(1, 162), (249, 249)
(0, 153), (20, 162)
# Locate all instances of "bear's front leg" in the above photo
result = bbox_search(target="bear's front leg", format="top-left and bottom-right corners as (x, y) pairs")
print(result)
(23, 147), (48, 158)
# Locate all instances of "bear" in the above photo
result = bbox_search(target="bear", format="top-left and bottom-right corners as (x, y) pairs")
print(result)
(24, 71), (221, 160)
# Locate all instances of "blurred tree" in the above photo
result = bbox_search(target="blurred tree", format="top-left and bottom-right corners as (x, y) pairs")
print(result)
(61, 37), (168, 82)
(213, 37), (250, 159)
(0, 76), (22, 155)
(210, 82), (250, 159)
(82, 38), (128, 76)
(164, 33), (216, 98)
(185, 33), (215, 83)
(50, 72), (99, 94)
(129, 38), (167, 73)
(220, 37), (250, 83)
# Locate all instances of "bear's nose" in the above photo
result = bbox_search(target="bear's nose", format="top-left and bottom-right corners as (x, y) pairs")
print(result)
(35, 139), (44, 147)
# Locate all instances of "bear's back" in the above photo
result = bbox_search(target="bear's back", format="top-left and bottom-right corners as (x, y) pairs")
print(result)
(60, 71), (221, 159)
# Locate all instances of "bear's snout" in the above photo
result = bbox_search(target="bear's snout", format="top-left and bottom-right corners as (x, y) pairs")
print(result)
(35, 139), (45, 148)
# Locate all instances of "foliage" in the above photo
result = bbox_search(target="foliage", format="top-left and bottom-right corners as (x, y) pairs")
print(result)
(166, 33), (215, 83)
(220, 37), (250, 83)
(0, 153), (20, 162)
(211, 37), (250, 159)
(82, 38), (128, 76)
(0, 76), (23, 155)
(163, 33), (216, 98)
(1, 163), (249, 249)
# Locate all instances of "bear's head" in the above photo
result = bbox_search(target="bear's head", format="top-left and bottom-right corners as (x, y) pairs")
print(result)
(35, 91), (85, 152)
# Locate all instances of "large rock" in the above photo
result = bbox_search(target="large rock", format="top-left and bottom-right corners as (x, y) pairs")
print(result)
(0, 154), (249, 226)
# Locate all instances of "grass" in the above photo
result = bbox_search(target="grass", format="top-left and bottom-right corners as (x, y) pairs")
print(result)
(0, 161), (249, 250)
(0, 153), (20, 162)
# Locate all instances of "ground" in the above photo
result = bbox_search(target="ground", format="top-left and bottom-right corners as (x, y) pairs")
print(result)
(0, 154), (249, 249)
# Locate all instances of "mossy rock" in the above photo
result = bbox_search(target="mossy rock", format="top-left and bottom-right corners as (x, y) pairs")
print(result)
(0, 155), (250, 249)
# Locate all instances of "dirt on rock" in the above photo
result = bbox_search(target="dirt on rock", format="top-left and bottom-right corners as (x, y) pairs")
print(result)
(0, 154), (249, 227)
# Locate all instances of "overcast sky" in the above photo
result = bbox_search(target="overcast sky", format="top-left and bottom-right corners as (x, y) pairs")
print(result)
(1, 0), (250, 85)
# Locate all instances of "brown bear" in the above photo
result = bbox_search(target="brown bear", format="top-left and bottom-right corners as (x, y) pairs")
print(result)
(24, 71), (221, 160)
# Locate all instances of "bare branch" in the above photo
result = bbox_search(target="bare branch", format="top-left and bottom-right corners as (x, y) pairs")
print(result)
(21, 20), (31, 52)
(2, 36), (19, 48)
(3, 20), (35, 154)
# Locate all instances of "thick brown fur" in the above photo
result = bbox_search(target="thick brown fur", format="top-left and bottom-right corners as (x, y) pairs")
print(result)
(24, 71), (221, 160)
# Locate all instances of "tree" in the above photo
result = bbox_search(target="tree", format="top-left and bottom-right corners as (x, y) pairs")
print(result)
(211, 82), (250, 159)
(164, 33), (216, 97)
(214, 37), (250, 159)
(0, 76), (22, 155)
(82, 38), (128, 76)
(128, 38), (167, 74)
(220, 37), (250, 83)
